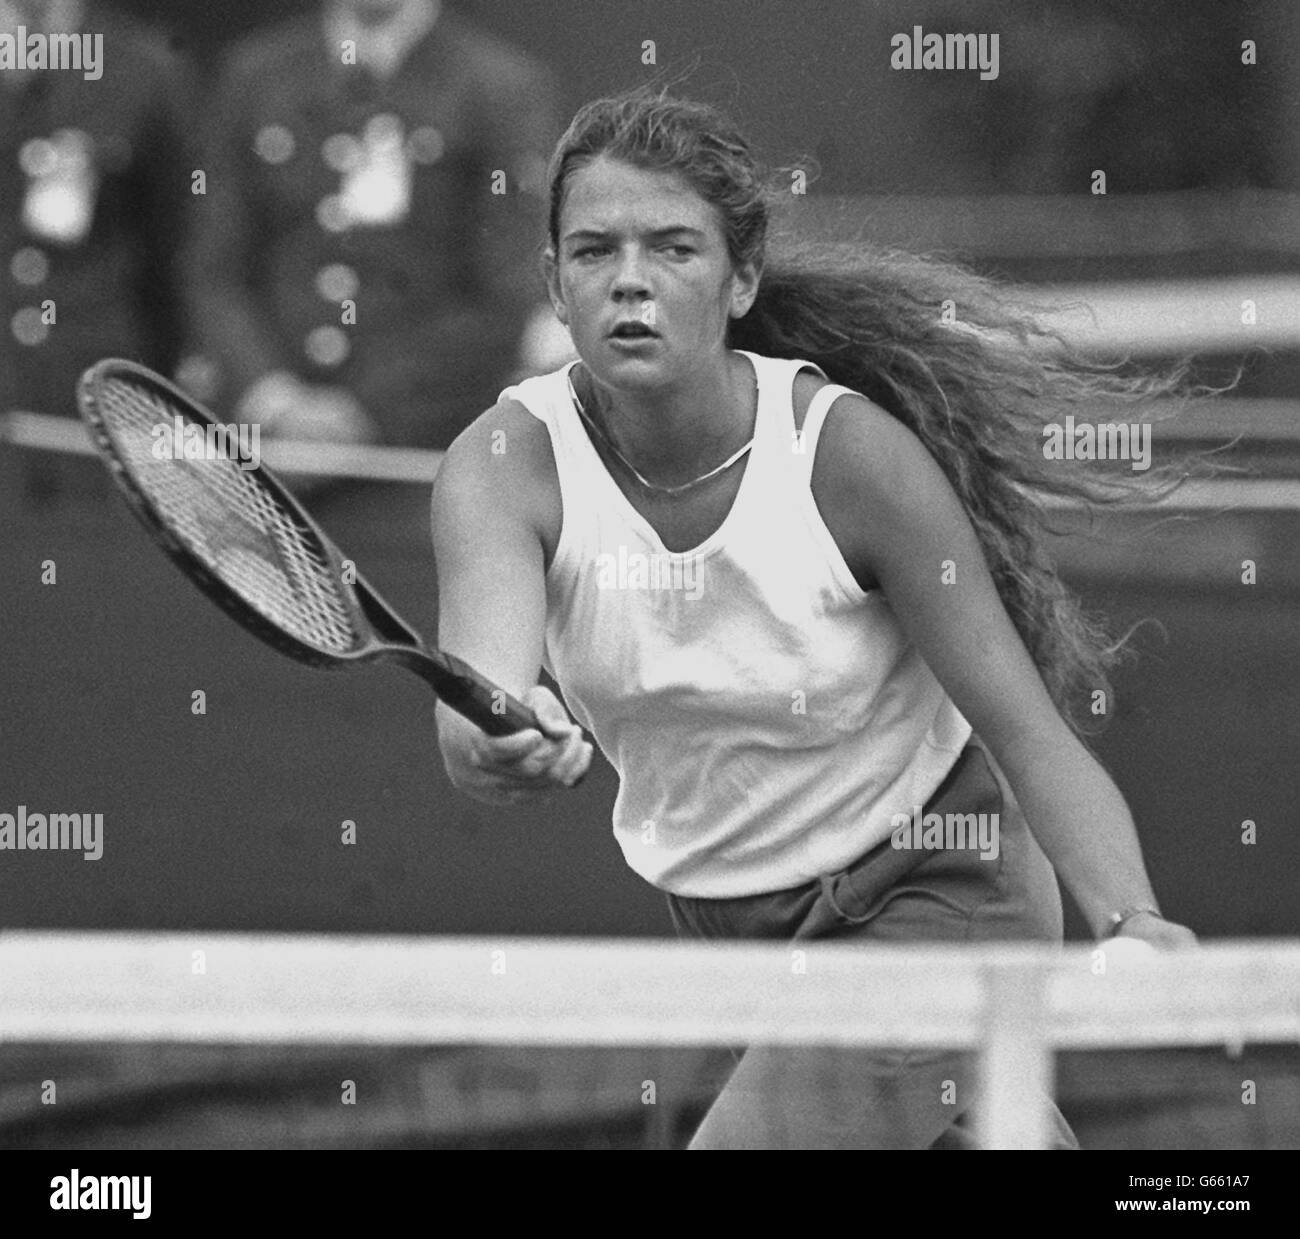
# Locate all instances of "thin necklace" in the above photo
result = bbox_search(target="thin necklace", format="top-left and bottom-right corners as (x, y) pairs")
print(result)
(566, 367), (756, 497)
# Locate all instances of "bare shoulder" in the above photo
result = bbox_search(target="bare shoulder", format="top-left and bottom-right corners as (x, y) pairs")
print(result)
(814, 388), (924, 488)
(802, 380), (953, 591)
(433, 397), (562, 562)
(440, 395), (554, 473)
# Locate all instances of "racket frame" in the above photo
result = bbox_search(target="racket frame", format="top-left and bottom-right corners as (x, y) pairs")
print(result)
(76, 358), (538, 736)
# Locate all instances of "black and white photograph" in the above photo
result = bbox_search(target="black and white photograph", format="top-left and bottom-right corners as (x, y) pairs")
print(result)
(0, 0), (1296, 1210)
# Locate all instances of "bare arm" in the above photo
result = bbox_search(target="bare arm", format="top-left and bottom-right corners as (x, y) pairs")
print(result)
(815, 393), (1193, 945)
(430, 400), (591, 804)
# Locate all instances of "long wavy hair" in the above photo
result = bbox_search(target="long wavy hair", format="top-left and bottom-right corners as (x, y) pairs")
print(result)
(545, 87), (1225, 737)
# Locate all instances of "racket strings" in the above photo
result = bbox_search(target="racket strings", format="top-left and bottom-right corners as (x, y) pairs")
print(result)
(96, 379), (360, 655)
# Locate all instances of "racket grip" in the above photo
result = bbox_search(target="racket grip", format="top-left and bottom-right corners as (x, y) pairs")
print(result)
(406, 650), (593, 754)
(435, 653), (540, 737)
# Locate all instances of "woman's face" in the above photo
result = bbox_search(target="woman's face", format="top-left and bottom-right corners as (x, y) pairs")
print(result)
(546, 155), (759, 394)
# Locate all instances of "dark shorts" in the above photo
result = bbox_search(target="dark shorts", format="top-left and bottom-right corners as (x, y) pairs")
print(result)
(666, 741), (1079, 1150)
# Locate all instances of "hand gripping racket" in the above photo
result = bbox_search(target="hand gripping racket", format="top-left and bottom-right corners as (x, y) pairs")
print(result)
(76, 358), (539, 736)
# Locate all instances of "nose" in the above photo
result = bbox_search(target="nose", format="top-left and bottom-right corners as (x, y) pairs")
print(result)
(610, 246), (651, 301)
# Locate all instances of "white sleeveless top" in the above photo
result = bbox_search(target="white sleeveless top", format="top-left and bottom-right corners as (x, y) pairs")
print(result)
(497, 350), (971, 898)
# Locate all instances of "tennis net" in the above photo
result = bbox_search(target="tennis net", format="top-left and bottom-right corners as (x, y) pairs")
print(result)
(2, 933), (1297, 1150)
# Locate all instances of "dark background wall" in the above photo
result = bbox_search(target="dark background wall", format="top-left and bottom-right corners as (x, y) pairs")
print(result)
(114, 0), (1298, 193)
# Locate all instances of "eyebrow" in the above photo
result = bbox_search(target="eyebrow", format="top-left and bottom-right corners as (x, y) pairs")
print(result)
(562, 226), (708, 244)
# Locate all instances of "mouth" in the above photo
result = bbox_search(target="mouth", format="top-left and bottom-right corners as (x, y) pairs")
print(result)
(607, 321), (660, 341)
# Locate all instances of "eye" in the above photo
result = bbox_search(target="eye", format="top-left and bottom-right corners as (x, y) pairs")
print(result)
(571, 245), (610, 260)
(662, 244), (694, 258)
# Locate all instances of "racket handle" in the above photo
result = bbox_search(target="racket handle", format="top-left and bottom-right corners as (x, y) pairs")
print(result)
(405, 649), (540, 737)
(470, 693), (539, 738)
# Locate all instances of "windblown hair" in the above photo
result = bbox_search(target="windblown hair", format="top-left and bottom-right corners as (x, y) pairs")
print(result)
(546, 87), (1223, 737)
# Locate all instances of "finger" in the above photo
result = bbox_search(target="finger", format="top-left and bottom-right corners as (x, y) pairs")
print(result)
(515, 742), (566, 779)
(475, 742), (565, 786)
(474, 729), (548, 763)
(501, 729), (571, 777)
(527, 688), (580, 743)
(492, 736), (585, 791)
(551, 739), (594, 788)
(568, 743), (594, 787)
(535, 725), (583, 781)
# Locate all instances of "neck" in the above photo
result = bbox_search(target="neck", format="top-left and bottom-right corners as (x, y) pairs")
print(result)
(577, 353), (755, 486)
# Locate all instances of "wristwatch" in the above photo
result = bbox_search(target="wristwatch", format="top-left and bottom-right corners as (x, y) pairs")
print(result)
(1106, 904), (1165, 938)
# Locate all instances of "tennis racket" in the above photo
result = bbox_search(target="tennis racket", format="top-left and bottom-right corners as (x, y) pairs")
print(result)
(76, 358), (539, 737)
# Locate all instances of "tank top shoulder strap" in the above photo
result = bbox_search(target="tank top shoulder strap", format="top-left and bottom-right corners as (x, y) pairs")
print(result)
(793, 378), (858, 485)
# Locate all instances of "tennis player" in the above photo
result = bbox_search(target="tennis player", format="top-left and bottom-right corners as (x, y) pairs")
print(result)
(431, 89), (1199, 1150)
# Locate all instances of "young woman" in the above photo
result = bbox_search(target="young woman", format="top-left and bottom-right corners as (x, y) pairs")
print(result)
(430, 88), (1199, 1150)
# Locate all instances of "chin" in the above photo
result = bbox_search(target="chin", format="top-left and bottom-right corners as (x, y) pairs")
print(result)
(586, 352), (672, 389)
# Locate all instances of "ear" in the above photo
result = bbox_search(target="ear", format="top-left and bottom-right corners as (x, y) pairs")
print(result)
(542, 250), (568, 325)
(727, 259), (761, 320)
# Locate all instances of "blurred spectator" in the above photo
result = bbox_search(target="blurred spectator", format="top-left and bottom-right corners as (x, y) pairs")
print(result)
(182, 0), (564, 451)
(0, 0), (193, 421)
